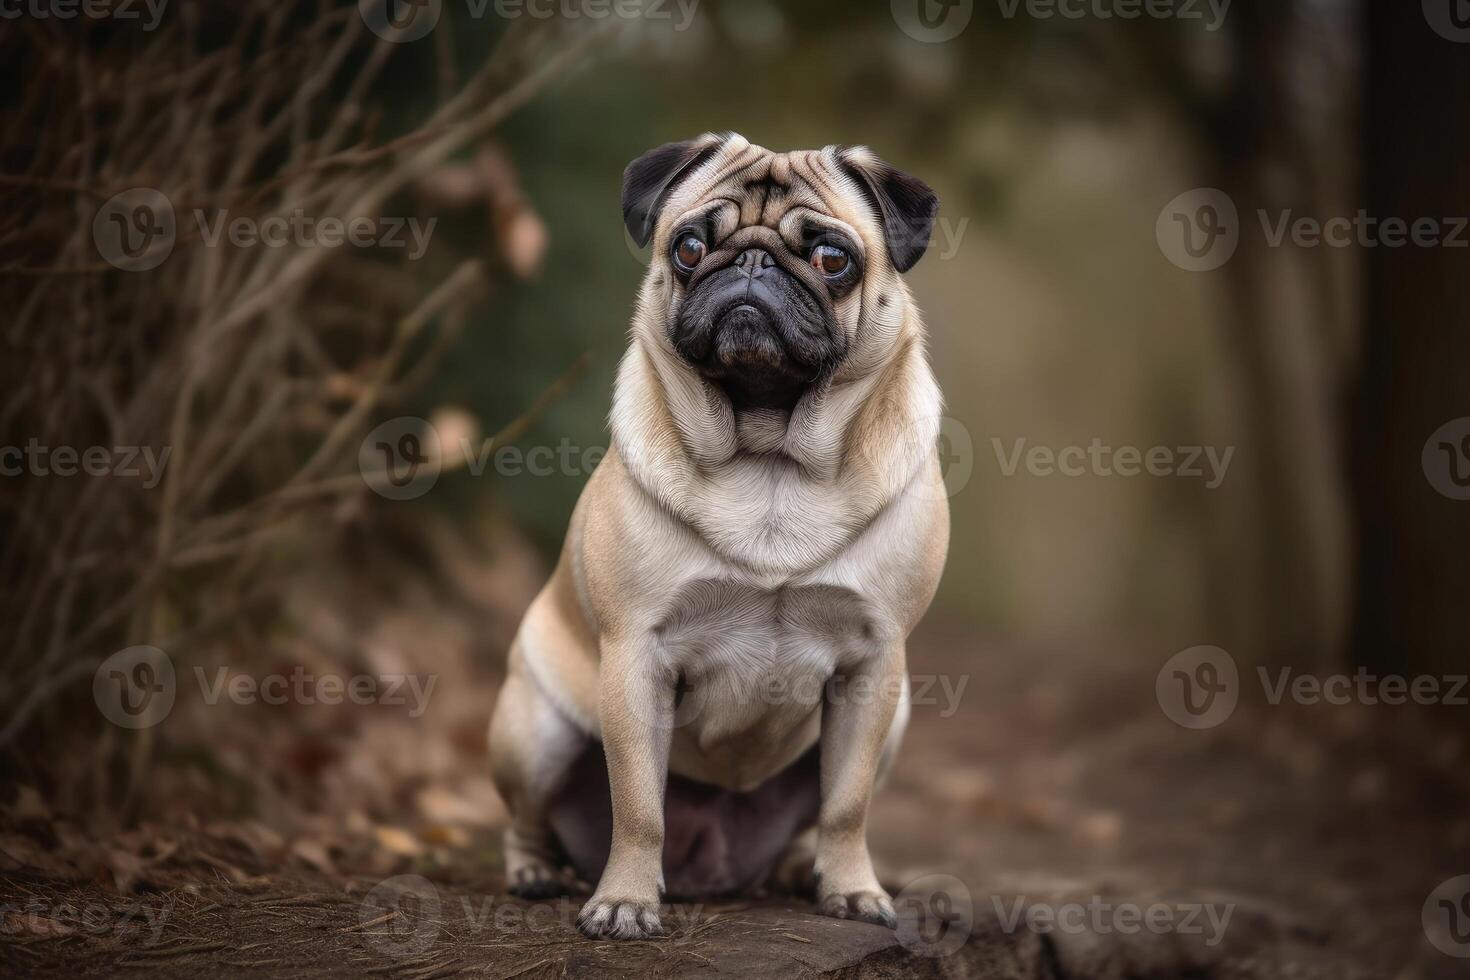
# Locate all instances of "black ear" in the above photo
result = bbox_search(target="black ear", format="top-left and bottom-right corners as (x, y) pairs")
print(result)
(621, 135), (726, 248)
(838, 148), (940, 273)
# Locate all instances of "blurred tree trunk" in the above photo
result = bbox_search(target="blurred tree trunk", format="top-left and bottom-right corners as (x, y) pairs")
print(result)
(1199, 0), (1352, 666)
(1350, 5), (1470, 672)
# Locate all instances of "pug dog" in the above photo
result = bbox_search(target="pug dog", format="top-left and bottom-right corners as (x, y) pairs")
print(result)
(488, 132), (949, 940)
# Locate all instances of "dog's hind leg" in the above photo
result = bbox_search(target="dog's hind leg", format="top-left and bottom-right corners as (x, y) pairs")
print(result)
(767, 826), (818, 896)
(489, 641), (588, 899)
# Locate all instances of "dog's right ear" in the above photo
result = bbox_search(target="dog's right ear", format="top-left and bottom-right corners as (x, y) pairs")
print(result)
(622, 134), (729, 248)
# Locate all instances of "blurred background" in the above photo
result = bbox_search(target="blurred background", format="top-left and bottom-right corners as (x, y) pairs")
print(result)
(2, 2), (1468, 977)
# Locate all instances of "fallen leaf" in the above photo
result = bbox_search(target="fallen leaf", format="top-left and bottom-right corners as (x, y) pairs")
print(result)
(374, 826), (424, 858)
(289, 838), (336, 875)
(420, 824), (468, 848)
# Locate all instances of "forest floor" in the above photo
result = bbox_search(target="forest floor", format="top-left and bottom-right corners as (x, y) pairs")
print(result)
(2, 527), (1467, 978)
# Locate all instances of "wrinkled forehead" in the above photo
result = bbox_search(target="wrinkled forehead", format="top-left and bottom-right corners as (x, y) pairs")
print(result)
(659, 140), (878, 248)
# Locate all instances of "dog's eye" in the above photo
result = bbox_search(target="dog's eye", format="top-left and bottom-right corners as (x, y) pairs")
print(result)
(673, 235), (706, 272)
(810, 244), (850, 277)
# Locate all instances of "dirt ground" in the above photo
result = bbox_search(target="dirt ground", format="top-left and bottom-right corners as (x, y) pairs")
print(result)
(3, 606), (1468, 978)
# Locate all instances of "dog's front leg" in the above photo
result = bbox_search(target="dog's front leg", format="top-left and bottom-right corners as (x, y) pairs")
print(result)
(577, 636), (671, 939)
(813, 649), (904, 928)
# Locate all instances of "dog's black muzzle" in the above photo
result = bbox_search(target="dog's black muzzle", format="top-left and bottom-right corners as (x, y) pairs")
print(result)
(671, 229), (845, 409)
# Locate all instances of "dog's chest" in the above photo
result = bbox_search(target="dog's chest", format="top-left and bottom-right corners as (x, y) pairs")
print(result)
(654, 578), (879, 787)
(687, 458), (869, 574)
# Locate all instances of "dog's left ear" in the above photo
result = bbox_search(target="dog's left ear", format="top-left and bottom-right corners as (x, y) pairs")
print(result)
(622, 133), (729, 248)
(837, 147), (940, 273)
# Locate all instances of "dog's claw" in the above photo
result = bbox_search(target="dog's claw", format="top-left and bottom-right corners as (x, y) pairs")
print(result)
(577, 897), (665, 939)
(818, 890), (897, 929)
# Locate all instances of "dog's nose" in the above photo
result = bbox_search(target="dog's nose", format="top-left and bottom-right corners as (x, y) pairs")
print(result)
(734, 248), (775, 278)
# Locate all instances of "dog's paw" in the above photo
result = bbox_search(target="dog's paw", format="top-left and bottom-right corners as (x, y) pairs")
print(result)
(507, 862), (571, 900)
(577, 896), (665, 939)
(817, 889), (897, 929)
